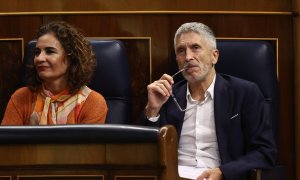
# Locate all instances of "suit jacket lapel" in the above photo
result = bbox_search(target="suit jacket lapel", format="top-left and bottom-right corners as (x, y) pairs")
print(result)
(214, 74), (233, 163)
(214, 74), (233, 125)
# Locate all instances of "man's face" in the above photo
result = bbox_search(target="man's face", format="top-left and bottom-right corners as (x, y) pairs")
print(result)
(175, 31), (219, 83)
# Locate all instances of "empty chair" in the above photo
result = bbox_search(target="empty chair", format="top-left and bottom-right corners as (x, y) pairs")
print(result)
(89, 39), (131, 124)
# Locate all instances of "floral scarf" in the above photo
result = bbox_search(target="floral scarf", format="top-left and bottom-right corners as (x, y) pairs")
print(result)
(30, 85), (92, 125)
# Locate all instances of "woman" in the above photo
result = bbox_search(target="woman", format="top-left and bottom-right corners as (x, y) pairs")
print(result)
(2, 21), (108, 125)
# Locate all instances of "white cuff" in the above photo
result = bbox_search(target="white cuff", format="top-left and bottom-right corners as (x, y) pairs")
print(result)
(147, 114), (160, 122)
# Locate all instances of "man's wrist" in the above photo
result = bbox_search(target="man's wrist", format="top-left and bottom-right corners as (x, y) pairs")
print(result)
(145, 104), (160, 118)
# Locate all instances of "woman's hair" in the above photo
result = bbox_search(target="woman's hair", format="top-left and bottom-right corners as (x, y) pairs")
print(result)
(174, 22), (217, 49)
(26, 21), (96, 94)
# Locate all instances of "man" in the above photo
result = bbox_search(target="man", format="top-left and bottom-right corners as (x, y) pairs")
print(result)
(140, 22), (277, 180)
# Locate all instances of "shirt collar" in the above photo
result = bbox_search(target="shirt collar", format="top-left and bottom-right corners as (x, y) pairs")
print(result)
(186, 74), (216, 101)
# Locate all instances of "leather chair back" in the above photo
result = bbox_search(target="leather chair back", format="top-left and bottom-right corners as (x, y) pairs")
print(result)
(23, 39), (131, 124)
(215, 40), (279, 141)
(89, 40), (131, 124)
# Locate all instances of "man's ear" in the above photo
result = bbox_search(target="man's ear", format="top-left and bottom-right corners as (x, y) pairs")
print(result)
(212, 49), (219, 65)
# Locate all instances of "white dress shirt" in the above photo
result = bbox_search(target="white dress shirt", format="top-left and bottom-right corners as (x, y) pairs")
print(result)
(147, 76), (221, 171)
(178, 75), (221, 168)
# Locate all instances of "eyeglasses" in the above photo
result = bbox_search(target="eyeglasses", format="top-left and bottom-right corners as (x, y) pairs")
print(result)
(171, 67), (201, 112)
(170, 68), (186, 111)
(170, 68), (195, 112)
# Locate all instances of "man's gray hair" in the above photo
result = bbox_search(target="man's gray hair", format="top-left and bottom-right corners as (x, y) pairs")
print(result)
(174, 22), (216, 49)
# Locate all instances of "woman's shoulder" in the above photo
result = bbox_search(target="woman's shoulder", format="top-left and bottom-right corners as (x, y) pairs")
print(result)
(83, 89), (108, 112)
(9, 87), (35, 104)
(12, 87), (34, 97)
(88, 90), (106, 101)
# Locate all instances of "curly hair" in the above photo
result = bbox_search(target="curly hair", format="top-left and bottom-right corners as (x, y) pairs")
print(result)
(26, 21), (96, 94)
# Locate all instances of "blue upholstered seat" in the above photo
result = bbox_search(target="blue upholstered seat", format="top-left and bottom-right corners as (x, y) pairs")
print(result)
(23, 39), (131, 124)
(216, 40), (279, 141)
(89, 40), (131, 124)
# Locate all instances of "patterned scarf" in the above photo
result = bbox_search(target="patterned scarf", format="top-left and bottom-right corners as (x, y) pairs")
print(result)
(30, 85), (92, 125)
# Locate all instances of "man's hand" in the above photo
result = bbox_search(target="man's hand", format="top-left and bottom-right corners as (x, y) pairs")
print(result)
(196, 168), (222, 180)
(145, 74), (174, 118)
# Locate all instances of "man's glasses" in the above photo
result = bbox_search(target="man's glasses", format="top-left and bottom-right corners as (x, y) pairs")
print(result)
(170, 68), (191, 112)
(171, 68), (200, 112)
(171, 67), (186, 112)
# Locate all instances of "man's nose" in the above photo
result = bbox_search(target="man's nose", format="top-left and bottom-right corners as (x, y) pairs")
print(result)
(185, 48), (193, 61)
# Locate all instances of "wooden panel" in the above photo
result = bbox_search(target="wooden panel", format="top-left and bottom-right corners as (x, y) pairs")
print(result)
(293, 0), (300, 179)
(0, 167), (108, 179)
(0, 177), (11, 180)
(0, 39), (23, 120)
(115, 176), (156, 180)
(0, 0), (292, 12)
(0, 16), (42, 120)
(106, 143), (158, 165)
(110, 170), (160, 180)
(0, 144), (106, 165)
(18, 175), (104, 180)
(0, 16), (41, 42)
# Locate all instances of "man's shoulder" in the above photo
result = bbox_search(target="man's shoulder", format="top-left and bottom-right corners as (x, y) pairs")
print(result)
(217, 73), (257, 88)
(217, 73), (262, 96)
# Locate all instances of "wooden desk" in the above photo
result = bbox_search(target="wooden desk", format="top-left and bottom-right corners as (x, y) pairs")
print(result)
(0, 125), (180, 180)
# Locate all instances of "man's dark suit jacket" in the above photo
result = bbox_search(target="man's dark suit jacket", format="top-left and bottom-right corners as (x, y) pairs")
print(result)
(141, 73), (277, 180)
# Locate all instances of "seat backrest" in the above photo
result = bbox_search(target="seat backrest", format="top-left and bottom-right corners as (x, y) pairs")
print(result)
(216, 40), (279, 142)
(23, 39), (131, 124)
(171, 40), (279, 142)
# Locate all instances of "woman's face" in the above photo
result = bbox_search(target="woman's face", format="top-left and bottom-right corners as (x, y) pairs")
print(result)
(34, 33), (69, 85)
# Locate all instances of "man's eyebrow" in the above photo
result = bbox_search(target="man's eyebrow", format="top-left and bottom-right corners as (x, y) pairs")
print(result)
(191, 43), (200, 46)
(176, 44), (186, 49)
